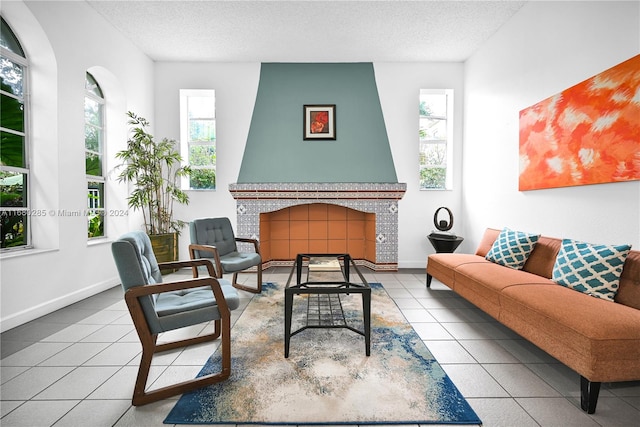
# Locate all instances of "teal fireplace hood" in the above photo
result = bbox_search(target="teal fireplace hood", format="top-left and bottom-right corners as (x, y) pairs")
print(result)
(237, 63), (398, 183)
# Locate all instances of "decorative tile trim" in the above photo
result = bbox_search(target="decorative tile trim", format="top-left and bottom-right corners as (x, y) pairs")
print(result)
(230, 183), (406, 270)
(229, 182), (407, 200)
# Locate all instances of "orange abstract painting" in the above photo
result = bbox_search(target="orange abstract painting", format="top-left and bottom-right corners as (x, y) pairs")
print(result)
(519, 54), (640, 191)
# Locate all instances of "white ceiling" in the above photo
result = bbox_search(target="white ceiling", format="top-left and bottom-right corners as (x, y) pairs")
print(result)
(85, 0), (527, 62)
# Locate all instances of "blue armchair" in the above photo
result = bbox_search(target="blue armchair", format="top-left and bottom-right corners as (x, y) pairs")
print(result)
(111, 231), (239, 406)
(189, 217), (263, 293)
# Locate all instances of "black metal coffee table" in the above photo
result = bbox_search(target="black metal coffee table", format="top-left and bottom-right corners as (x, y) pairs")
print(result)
(284, 253), (371, 358)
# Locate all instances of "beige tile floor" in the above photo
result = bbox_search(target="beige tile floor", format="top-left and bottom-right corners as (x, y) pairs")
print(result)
(1, 267), (639, 426)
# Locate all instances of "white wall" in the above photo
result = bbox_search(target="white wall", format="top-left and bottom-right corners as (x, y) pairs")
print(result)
(153, 62), (261, 259)
(153, 62), (464, 268)
(374, 63), (465, 266)
(462, 1), (640, 251)
(0, 1), (154, 331)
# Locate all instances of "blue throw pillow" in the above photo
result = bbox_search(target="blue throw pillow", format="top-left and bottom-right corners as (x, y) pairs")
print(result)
(485, 228), (540, 270)
(552, 239), (631, 302)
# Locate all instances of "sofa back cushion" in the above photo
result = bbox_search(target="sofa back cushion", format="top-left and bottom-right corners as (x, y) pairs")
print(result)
(617, 250), (640, 310)
(475, 228), (501, 257)
(522, 236), (562, 279)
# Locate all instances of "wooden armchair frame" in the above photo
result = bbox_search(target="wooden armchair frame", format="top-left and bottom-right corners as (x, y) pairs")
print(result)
(125, 259), (231, 406)
(189, 237), (262, 293)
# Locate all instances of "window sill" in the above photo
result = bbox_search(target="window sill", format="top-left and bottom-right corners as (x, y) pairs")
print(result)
(88, 237), (112, 247)
(1, 247), (59, 260)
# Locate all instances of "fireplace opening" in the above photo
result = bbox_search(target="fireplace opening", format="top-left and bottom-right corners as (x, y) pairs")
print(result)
(259, 203), (376, 263)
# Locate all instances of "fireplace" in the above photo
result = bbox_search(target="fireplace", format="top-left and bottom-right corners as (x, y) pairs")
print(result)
(229, 183), (406, 271)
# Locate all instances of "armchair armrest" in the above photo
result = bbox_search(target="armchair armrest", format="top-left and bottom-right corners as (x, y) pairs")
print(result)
(158, 258), (217, 278)
(189, 244), (224, 278)
(235, 237), (261, 256)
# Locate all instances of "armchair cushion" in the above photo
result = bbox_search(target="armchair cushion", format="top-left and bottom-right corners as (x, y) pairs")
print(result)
(221, 251), (262, 273)
(112, 231), (162, 290)
(191, 217), (238, 257)
(154, 280), (239, 332)
(156, 283), (240, 317)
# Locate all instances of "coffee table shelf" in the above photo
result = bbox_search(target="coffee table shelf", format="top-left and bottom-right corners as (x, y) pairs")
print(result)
(284, 253), (371, 358)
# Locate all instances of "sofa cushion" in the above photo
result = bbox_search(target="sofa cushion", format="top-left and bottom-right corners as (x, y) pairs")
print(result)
(552, 239), (631, 302)
(427, 253), (491, 289)
(475, 228), (501, 257)
(454, 262), (554, 319)
(522, 235), (562, 279)
(500, 284), (640, 381)
(485, 228), (540, 270)
(616, 250), (640, 310)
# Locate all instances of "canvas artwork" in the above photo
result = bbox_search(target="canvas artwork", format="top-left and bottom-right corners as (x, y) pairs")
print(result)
(519, 54), (640, 191)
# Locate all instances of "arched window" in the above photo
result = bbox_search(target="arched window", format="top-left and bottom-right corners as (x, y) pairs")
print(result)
(1, 17), (29, 250)
(85, 72), (105, 238)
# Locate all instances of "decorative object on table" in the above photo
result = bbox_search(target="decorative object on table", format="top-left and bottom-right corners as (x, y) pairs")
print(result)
(115, 112), (192, 267)
(519, 54), (640, 191)
(303, 104), (336, 140)
(434, 206), (454, 231)
(428, 206), (462, 246)
(165, 282), (481, 425)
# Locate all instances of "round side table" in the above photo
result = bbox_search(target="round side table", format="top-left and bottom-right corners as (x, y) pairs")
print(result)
(426, 234), (463, 287)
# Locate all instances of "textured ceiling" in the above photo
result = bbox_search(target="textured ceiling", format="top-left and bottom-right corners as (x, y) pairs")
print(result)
(86, 0), (527, 62)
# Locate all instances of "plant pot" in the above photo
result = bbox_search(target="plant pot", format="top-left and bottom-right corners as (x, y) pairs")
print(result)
(149, 232), (178, 274)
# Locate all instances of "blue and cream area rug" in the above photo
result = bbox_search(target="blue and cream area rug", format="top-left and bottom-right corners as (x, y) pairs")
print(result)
(164, 282), (481, 425)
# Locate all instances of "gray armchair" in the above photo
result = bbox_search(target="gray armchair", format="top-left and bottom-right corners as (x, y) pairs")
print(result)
(111, 231), (239, 406)
(189, 217), (263, 293)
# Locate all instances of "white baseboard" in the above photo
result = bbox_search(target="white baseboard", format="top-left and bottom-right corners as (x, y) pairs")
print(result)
(397, 261), (428, 269)
(0, 277), (121, 333)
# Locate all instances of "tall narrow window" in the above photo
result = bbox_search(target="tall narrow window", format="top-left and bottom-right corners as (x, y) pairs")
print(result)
(1, 17), (29, 250)
(85, 72), (105, 238)
(180, 89), (216, 190)
(419, 89), (453, 190)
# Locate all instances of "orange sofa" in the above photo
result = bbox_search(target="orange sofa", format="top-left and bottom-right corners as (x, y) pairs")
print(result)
(426, 228), (640, 414)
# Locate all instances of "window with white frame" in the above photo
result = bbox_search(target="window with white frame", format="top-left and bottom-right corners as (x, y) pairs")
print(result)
(85, 72), (105, 238)
(1, 17), (30, 250)
(419, 89), (453, 190)
(180, 89), (216, 190)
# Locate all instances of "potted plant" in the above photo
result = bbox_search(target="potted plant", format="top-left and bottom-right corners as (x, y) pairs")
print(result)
(115, 111), (191, 265)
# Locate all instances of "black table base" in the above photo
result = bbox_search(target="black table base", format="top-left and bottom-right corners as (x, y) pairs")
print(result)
(284, 253), (371, 358)
(426, 234), (464, 288)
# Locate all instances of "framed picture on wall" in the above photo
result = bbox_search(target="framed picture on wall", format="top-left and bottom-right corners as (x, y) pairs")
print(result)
(303, 104), (336, 140)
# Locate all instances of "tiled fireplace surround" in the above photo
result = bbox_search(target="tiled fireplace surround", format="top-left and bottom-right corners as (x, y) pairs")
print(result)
(229, 183), (407, 271)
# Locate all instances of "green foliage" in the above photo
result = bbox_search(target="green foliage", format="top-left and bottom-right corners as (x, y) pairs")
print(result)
(1, 215), (24, 248)
(420, 167), (446, 189)
(419, 101), (432, 117)
(115, 112), (191, 235)
(87, 211), (104, 238)
(190, 168), (216, 189)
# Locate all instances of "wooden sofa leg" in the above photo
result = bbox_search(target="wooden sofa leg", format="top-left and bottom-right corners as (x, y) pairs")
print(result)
(426, 273), (432, 288)
(580, 376), (601, 414)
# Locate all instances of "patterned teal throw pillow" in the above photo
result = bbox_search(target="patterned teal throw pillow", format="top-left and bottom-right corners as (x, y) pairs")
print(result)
(485, 228), (540, 270)
(552, 239), (631, 301)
